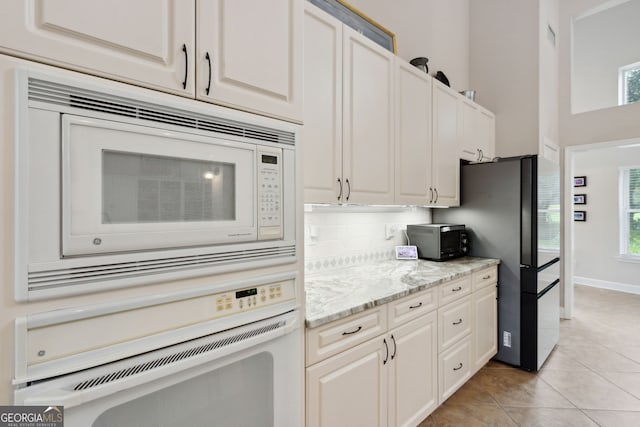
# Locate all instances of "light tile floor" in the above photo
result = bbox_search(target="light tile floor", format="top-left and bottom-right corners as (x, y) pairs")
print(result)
(419, 284), (640, 426)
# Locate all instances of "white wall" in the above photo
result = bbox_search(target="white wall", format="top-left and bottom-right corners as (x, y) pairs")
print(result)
(304, 206), (430, 274)
(573, 144), (640, 290)
(469, 0), (541, 157)
(572, 0), (640, 113)
(347, 0), (470, 90)
(559, 0), (640, 146)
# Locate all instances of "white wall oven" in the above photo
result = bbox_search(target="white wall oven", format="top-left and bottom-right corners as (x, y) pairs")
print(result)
(13, 68), (298, 301)
(14, 273), (302, 427)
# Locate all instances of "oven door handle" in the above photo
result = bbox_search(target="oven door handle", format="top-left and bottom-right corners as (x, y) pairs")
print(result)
(19, 310), (300, 409)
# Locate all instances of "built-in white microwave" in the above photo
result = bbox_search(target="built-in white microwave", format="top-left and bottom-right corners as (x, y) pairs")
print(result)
(14, 68), (298, 301)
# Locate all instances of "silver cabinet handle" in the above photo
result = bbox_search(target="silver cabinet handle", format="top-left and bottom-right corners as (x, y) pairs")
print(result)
(337, 178), (343, 200)
(453, 362), (463, 371)
(341, 326), (362, 335)
(452, 318), (463, 325)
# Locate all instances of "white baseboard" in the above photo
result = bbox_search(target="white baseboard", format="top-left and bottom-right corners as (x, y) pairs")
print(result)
(573, 276), (640, 295)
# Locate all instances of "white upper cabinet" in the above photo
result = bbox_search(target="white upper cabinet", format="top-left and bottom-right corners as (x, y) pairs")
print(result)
(342, 26), (395, 205)
(432, 81), (461, 207)
(460, 97), (495, 162)
(302, 5), (343, 204)
(197, 0), (303, 122)
(395, 61), (432, 206)
(0, 0), (302, 121)
(0, 0), (195, 96)
(303, 4), (394, 205)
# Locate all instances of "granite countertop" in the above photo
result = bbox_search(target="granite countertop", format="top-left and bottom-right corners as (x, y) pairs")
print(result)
(305, 256), (499, 328)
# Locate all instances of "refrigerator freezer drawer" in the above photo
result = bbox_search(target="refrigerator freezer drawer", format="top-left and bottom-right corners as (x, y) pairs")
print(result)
(537, 281), (560, 370)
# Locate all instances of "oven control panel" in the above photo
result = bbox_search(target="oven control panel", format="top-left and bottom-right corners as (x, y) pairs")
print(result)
(214, 280), (294, 315)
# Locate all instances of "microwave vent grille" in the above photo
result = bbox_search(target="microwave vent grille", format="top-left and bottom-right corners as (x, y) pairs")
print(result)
(27, 245), (296, 293)
(71, 318), (286, 392)
(27, 78), (295, 146)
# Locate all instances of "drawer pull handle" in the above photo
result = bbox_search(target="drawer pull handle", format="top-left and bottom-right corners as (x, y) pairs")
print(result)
(453, 363), (463, 371)
(452, 318), (463, 325)
(452, 286), (463, 292)
(342, 326), (362, 336)
(409, 302), (423, 309)
(482, 275), (491, 280)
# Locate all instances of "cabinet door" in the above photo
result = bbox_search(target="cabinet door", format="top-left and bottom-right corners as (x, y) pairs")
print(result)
(389, 312), (438, 427)
(197, 0), (302, 122)
(307, 338), (387, 427)
(477, 108), (496, 161)
(459, 98), (480, 162)
(473, 284), (498, 373)
(302, 4), (343, 204)
(395, 60), (432, 205)
(343, 27), (395, 205)
(431, 81), (460, 206)
(0, 0), (195, 96)
(438, 336), (471, 403)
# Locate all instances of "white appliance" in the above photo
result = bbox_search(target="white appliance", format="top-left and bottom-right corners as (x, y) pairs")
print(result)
(13, 68), (298, 301)
(14, 273), (302, 427)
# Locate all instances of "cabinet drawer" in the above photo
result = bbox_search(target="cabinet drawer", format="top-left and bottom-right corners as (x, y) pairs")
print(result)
(306, 306), (387, 366)
(473, 266), (497, 291)
(438, 336), (471, 403)
(387, 288), (437, 329)
(438, 296), (472, 351)
(438, 276), (472, 306)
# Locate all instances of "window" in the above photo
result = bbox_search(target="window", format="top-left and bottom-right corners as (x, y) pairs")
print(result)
(619, 62), (640, 106)
(620, 167), (640, 256)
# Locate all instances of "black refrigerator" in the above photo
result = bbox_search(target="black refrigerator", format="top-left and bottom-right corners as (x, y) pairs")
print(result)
(434, 155), (560, 371)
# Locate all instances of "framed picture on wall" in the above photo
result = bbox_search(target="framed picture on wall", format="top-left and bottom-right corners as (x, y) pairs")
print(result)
(574, 210), (587, 221)
(573, 194), (587, 205)
(574, 176), (587, 187)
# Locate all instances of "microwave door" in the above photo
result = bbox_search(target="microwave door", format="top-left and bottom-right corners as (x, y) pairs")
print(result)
(62, 115), (257, 256)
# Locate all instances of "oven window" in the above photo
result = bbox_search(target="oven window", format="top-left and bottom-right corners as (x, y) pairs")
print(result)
(92, 352), (274, 427)
(102, 150), (236, 224)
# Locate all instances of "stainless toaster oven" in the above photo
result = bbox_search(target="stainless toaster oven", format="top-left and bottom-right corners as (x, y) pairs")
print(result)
(406, 224), (468, 261)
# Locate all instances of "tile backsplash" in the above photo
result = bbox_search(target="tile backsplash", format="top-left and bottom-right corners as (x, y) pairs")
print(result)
(304, 205), (431, 274)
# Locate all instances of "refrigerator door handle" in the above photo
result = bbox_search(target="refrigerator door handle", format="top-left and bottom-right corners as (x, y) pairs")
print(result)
(538, 278), (560, 298)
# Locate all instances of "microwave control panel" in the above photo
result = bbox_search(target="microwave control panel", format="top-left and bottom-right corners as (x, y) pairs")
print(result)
(214, 280), (295, 315)
(257, 147), (283, 240)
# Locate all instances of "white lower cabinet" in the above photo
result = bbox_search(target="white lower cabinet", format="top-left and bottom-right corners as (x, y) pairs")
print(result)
(307, 337), (388, 427)
(472, 270), (498, 374)
(306, 312), (437, 427)
(438, 336), (472, 402)
(389, 312), (438, 427)
(306, 266), (498, 426)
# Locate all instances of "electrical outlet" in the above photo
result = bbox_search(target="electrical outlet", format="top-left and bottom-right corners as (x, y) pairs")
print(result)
(385, 224), (397, 240)
(503, 331), (512, 348)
